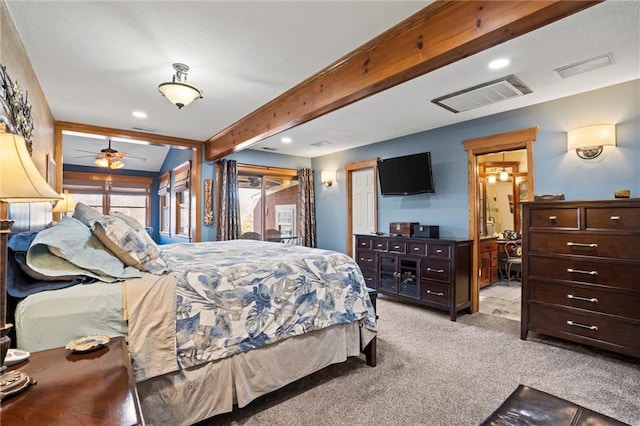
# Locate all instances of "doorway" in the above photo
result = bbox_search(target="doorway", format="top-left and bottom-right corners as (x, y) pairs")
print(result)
(345, 158), (378, 257)
(463, 127), (537, 315)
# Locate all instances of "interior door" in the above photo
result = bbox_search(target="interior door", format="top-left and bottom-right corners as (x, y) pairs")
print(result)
(351, 168), (375, 250)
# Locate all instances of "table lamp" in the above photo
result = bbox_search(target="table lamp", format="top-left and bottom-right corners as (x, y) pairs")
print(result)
(51, 190), (76, 216)
(0, 124), (61, 400)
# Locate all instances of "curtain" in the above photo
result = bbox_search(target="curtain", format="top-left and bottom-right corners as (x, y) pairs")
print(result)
(297, 168), (316, 247)
(216, 159), (240, 241)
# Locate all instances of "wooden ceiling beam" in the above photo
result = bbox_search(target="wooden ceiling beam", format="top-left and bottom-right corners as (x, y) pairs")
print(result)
(205, 0), (600, 161)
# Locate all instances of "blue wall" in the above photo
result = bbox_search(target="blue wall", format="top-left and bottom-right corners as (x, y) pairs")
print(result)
(311, 79), (640, 253)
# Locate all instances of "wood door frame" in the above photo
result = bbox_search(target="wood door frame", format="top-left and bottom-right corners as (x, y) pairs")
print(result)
(463, 127), (537, 312)
(345, 158), (378, 257)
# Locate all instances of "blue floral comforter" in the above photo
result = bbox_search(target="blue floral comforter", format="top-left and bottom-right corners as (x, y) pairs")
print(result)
(161, 240), (377, 369)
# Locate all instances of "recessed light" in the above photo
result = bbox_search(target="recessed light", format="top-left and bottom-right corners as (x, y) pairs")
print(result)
(281, 136), (292, 144)
(489, 58), (510, 70)
(132, 111), (147, 119)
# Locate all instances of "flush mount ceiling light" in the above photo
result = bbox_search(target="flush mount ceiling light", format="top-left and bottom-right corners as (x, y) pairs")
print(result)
(158, 63), (203, 109)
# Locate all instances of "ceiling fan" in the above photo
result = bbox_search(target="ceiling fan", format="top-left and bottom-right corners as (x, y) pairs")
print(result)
(74, 139), (145, 169)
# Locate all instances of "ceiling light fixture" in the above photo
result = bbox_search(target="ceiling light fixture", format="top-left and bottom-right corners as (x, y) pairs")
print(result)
(281, 137), (292, 144)
(132, 111), (147, 119)
(158, 63), (203, 109)
(499, 152), (509, 181)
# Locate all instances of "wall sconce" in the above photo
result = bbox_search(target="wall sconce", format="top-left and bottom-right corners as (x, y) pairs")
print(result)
(321, 170), (336, 187)
(158, 63), (203, 109)
(487, 175), (497, 184)
(567, 124), (616, 159)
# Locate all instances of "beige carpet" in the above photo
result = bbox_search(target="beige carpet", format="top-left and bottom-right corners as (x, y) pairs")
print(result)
(201, 296), (640, 426)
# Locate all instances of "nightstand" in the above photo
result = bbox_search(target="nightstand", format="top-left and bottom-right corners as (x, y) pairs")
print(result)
(2, 336), (143, 425)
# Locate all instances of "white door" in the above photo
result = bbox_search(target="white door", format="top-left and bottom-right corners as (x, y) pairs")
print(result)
(351, 168), (376, 251)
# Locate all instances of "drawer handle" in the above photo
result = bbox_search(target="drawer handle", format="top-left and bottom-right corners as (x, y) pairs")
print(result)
(436, 249), (443, 254)
(393, 272), (400, 278)
(567, 294), (598, 303)
(567, 242), (598, 248)
(364, 277), (373, 281)
(548, 215), (557, 220)
(567, 320), (598, 331)
(610, 216), (621, 221)
(426, 290), (444, 297)
(567, 268), (598, 276)
(427, 268), (444, 273)
(413, 247), (420, 251)
(359, 257), (373, 262)
(394, 245), (401, 250)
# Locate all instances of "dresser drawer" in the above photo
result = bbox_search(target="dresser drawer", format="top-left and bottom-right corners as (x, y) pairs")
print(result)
(528, 208), (579, 229)
(528, 255), (640, 291)
(356, 249), (377, 269)
(528, 232), (640, 261)
(372, 239), (389, 252)
(428, 243), (451, 259)
(528, 303), (640, 353)
(359, 267), (377, 289)
(478, 238), (497, 252)
(585, 206), (640, 231)
(408, 242), (426, 256)
(421, 281), (450, 306)
(529, 279), (640, 320)
(421, 259), (451, 283)
(356, 237), (373, 250)
(389, 240), (407, 254)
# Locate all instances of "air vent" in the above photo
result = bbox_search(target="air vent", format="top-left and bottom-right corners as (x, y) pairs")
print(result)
(261, 147), (278, 152)
(132, 126), (157, 132)
(554, 53), (614, 79)
(431, 75), (532, 113)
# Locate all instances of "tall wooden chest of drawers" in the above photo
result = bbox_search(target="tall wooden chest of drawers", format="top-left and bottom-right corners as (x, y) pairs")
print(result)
(355, 234), (472, 321)
(521, 199), (640, 358)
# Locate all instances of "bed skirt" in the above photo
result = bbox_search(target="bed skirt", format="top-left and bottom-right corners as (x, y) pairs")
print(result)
(136, 322), (365, 425)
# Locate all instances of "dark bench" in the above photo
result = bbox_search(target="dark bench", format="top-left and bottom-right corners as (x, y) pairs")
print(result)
(481, 384), (628, 426)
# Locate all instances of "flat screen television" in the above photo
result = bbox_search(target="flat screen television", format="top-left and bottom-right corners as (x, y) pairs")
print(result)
(377, 152), (435, 195)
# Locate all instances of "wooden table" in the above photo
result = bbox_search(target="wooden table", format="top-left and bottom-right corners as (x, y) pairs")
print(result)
(1, 336), (143, 425)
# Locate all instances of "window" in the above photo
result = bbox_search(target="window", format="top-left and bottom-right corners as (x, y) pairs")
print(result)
(275, 204), (296, 236)
(172, 161), (191, 238)
(158, 172), (170, 234)
(63, 171), (152, 224)
(238, 165), (298, 242)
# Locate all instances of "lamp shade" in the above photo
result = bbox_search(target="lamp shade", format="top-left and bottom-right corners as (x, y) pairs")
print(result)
(567, 124), (616, 151)
(0, 130), (61, 203)
(158, 81), (202, 109)
(52, 190), (76, 213)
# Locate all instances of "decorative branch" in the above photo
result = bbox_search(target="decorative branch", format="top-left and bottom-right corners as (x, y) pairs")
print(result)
(0, 64), (34, 155)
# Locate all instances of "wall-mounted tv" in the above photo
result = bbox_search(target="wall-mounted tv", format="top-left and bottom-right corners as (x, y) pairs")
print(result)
(377, 152), (435, 196)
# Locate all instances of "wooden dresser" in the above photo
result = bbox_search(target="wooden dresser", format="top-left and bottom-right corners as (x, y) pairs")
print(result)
(355, 234), (472, 321)
(521, 199), (640, 358)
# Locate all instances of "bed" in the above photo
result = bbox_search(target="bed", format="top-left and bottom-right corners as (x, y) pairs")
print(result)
(8, 205), (377, 424)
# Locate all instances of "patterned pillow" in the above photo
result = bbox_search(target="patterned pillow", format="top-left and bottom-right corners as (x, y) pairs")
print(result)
(72, 202), (102, 227)
(92, 215), (168, 275)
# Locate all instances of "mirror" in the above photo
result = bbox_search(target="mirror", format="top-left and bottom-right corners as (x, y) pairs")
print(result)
(478, 149), (528, 238)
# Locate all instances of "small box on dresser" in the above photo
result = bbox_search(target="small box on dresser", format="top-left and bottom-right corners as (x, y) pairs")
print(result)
(521, 198), (640, 358)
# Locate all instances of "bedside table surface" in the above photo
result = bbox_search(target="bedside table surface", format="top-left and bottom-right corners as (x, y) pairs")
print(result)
(1, 336), (142, 425)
